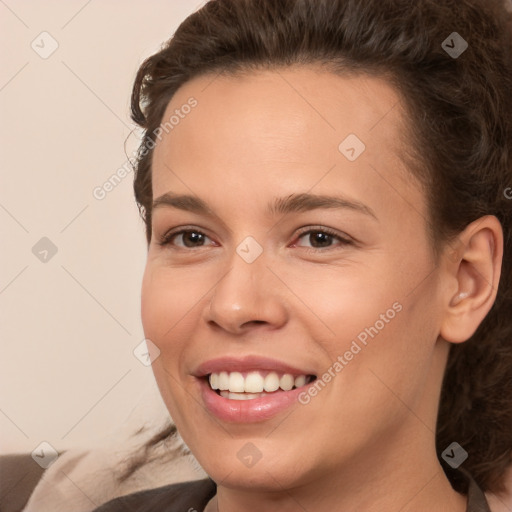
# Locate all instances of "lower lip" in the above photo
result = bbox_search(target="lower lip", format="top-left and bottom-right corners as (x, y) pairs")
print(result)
(197, 378), (311, 423)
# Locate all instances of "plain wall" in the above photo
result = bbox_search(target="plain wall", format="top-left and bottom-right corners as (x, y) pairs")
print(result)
(0, 0), (202, 454)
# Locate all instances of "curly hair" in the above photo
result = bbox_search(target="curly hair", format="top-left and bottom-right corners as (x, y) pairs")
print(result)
(120, 0), (512, 495)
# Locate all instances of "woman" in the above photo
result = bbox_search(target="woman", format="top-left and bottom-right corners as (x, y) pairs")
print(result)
(92, 0), (512, 510)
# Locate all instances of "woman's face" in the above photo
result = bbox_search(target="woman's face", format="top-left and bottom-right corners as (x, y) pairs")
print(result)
(142, 66), (452, 490)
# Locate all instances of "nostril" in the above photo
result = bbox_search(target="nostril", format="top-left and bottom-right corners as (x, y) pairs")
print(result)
(243, 320), (266, 328)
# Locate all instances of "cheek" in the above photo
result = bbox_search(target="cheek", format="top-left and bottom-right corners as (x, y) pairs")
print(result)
(305, 253), (437, 378)
(141, 265), (201, 421)
(140, 265), (200, 352)
(141, 266), (168, 344)
(280, 262), (401, 346)
(332, 280), (441, 407)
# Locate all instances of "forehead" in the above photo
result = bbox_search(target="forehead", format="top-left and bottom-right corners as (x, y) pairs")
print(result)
(151, 66), (425, 221)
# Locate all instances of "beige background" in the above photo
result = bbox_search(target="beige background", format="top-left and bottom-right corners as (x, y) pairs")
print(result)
(0, 0), (203, 454)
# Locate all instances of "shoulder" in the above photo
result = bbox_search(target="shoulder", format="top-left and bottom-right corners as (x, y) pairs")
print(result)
(90, 478), (216, 512)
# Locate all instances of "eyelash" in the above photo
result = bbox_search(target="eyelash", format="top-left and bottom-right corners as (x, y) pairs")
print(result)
(157, 226), (353, 253)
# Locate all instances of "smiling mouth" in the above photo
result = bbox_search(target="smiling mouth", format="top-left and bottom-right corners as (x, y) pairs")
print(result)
(206, 370), (317, 400)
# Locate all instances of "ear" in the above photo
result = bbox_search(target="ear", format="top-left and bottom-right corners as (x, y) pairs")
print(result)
(440, 215), (504, 344)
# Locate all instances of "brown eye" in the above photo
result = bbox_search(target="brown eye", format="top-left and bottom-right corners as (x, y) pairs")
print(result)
(159, 229), (212, 248)
(294, 228), (352, 251)
(302, 231), (335, 248)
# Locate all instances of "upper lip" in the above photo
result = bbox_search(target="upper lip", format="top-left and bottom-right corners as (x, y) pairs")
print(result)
(194, 355), (316, 378)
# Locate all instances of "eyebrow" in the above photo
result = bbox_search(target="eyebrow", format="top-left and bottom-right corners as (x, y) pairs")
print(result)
(152, 192), (378, 221)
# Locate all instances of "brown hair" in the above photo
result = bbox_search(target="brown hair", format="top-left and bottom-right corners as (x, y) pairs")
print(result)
(122, 0), (512, 495)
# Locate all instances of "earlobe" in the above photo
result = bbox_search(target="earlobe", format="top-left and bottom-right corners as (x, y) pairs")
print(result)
(440, 215), (503, 344)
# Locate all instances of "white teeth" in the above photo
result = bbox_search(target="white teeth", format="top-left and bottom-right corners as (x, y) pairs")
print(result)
(218, 371), (229, 391)
(209, 373), (219, 390)
(244, 372), (265, 393)
(228, 372), (245, 392)
(220, 391), (265, 400)
(208, 370), (310, 396)
(264, 372), (280, 392)
(280, 374), (294, 391)
(294, 375), (306, 388)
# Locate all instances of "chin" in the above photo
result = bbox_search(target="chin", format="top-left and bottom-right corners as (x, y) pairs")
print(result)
(210, 465), (308, 492)
(192, 440), (317, 492)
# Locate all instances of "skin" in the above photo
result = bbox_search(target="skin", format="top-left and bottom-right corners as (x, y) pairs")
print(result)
(141, 66), (503, 512)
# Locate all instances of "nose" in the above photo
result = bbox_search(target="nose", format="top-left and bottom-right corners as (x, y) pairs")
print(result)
(203, 248), (289, 335)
